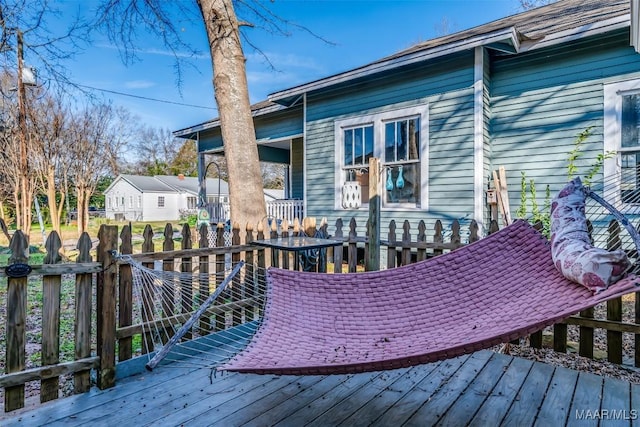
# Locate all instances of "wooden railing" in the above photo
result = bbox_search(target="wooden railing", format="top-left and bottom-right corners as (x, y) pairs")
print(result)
(0, 216), (638, 413)
(204, 199), (304, 224)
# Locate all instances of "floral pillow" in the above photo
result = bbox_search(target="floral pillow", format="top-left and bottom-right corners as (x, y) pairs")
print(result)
(550, 177), (630, 293)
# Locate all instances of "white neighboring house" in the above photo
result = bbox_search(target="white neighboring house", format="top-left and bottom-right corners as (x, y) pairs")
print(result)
(104, 174), (229, 222)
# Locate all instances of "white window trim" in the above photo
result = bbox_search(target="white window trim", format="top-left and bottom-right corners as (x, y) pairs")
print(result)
(604, 78), (640, 213)
(334, 104), (429, 211)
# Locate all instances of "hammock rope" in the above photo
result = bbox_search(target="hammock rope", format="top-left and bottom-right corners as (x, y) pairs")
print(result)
(583, 172), (640, 272)
(117, 255), (267, 370)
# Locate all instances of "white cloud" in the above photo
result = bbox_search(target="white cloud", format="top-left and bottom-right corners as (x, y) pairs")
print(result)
(125, 80), (156, 89)
(246, 51), (324, 73)
(96, 43), (209, 60)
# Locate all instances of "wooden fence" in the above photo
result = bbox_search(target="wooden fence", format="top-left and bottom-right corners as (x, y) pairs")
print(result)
(0, 217), (638, 412)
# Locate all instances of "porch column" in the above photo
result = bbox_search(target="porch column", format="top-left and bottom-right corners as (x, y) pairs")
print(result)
(473, 46), (487, 235)
(198, 152), (206, 207)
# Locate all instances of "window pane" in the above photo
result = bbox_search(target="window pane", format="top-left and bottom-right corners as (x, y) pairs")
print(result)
(344, 129), (353, 166)
(622, 152), (640, 203)
(408, 118), (420, 160)
(397, 121), (407, 161)
(622, 94), (640, 148)
(384, 123), (395, 162)
(354, 127), (363, 165)
(364, 126), (374, 164)
(385, 163), (420, 204)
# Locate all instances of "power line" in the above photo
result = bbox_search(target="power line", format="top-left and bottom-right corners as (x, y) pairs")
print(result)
(76, 83), (217, 111)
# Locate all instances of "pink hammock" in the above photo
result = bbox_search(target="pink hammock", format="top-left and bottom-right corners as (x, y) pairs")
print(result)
(219, 220), (639, 375)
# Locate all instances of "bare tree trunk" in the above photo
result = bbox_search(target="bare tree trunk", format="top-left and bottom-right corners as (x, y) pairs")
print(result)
(198, 0), (267, 234)
(45, 166), (63, 236)
(12, 189), (19, 226)
(76, 187), (86, 234)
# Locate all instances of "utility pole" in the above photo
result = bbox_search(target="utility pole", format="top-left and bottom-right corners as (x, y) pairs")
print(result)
(16, 28), (29, 233)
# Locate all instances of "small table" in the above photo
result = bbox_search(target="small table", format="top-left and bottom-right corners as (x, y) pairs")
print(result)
(254, 236), (343, 271)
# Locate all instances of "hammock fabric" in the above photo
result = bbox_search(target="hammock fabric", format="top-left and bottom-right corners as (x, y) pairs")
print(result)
(219, 220), (639, 375)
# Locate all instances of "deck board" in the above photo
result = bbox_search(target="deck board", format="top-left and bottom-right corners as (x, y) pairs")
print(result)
(502, 361), (555, 427)
(436, 351), (512, 426)
(1, 350), (636, 427)
(567, 372), (605, 427)
(534, 365), (579, 427)
(337, 361), (444, 427)
(271, 370), (384, 426)
(236, 374), (352, 425)
(207, 374), (327, 426)
(304, 367), (411, 427)
(468, 356), (534, 426)
(632, 383), (640, 427)
(404, 350), (494, 426)
(370, 354), (471, 426)
(600, 377), (633, 427)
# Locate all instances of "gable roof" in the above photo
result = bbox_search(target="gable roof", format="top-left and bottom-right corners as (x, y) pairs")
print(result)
(174, 0), (637, 137)
(269, 0), (632, 105)
(104, 174), (230, 196)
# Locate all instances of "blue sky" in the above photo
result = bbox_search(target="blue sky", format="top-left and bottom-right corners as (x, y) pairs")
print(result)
(49, 0), (525, 133)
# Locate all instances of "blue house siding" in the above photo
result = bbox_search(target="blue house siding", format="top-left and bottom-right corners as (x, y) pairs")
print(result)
(197, 105), (303, 154)
(254, 105), (303, 141)
(303, 54), (477, 234)
(290, 137), (304, 200)
(490, 30), (640, 218)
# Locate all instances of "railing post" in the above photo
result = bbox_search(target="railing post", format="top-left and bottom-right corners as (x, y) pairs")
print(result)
(141, 225), (155, 354)
(118, 225), (133, 362)
(41, 231), (62, 403)
(161, 224), (175, 344)
(198, 223), (211, 334)
(366, 157), (380, 271)
(97, 224), (118, 390)
(401, 220), (411, 266)
(231, 222), (242, 326)
(333, 219), (344, 273)
(416, 221), (426, 262)
(5, 230), (28, 411)
(348, 218), (358, 273)
(74, 232), (93, 393)
(387, 220), (397, 269)
(181, 223), (193, 340)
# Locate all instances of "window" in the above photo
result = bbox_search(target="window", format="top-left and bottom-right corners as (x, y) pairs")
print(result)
(343, 124), (374, 205)
(137, 196), (142, 208)
(107, 197), (112, 209)
(187, 196), (197, 209)
(604, 80), (640, 210)
(384, 117), (421, 204)
(335, 105), (428, 209)
(129, 196), (133, 208)
(158, 196), (165, 208)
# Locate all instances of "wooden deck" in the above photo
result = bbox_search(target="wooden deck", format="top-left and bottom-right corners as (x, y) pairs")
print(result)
(2, 350), (639, 426)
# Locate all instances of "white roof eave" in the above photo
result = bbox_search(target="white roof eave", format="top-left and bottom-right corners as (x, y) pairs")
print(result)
(268, 27), (521, 104)
(269, 15), (632, 103)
